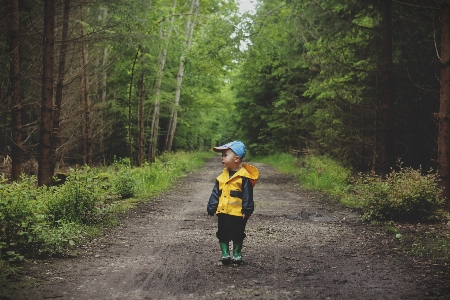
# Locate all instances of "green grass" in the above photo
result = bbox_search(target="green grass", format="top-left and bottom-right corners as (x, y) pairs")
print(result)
(408, 234), (450, 263)
(133, 151), (212, 199)
(253, 153), (300, 175)
(0, 151), (213, 288)
(254, 153), (350, 199)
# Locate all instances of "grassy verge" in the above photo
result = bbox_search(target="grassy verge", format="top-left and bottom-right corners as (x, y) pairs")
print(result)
(0, 151), (213, 291)
(254, 153), (350, 198)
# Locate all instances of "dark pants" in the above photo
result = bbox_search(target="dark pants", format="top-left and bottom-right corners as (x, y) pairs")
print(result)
(216, 214), (248, 244)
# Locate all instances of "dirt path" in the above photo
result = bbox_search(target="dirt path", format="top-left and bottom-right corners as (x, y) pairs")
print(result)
(12, 158), (450, 299)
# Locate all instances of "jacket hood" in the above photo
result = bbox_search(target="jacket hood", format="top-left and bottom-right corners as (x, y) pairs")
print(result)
(240, 163), (259, 180)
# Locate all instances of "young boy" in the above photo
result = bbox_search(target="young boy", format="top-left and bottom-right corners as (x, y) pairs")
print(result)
(207, 141), (259, 265)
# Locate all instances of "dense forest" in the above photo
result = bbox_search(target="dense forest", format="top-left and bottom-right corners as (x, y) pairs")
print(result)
(2, 0), (450, 205)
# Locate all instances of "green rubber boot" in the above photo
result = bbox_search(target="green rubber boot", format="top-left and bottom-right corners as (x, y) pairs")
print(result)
(232, 242), (243, 264)
(219, 241), (231, 265)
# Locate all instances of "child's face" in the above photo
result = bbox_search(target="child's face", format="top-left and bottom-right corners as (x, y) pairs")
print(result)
(221, 149), (241, 170)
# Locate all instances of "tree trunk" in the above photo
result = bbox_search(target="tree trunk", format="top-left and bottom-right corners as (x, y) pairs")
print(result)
(51, 0), (70, 172)
(100, 44), (108, 166)
(98, 7), (108, 166)
(38, 0), (55, 186)
(380, 0), (394, 176)
(7, 0), (22, 181)
(80, 53), (87, 166)
(438, 0), (450, 208)
(128, 48), (140, 164)
(165, 0), (199, 152)
(149, 6), (176, 162)
(80, 4), (92, 166)
(138, 52), (145, 167)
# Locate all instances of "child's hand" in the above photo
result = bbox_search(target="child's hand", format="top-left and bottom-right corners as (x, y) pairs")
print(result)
(243, 214), (250, 220)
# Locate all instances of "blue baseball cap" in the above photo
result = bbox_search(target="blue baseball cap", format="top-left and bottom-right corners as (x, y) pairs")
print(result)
(213, 140), (246, 159)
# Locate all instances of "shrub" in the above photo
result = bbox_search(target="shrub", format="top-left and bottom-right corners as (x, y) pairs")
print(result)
(44, 170), (102, 225)
(352, 166), (444, 222)
(0, 175), (40, 253)
(112, 158), (136, 199)
(113, 170), (136, 199)
(28, 221), (86, 254)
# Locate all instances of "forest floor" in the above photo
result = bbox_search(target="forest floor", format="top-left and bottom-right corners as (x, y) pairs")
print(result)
(5, 158), (450, 299)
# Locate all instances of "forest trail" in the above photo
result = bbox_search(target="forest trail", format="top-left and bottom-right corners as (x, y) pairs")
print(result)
(13, 158), (449, 299)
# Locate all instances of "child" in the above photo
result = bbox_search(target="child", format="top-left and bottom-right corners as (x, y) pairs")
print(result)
(207, 141), (259, 265)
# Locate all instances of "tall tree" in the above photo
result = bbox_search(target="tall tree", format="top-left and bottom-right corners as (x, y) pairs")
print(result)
(128, 48), (140, 163)
(438, 0), (450, 207)
(165, 0), (199, 152)
(149, 4), (175, 162)
(7, 0), (22, 181)
(38, 0), (56, 186)
(380, 0), (394, 175)
(51, 0), (71, 172)
(80, 3), (92, 166)
(138, 52), (145, 167)
(99, 7), (108, 166)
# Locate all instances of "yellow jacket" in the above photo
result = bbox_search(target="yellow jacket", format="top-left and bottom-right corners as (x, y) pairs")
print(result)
(207, 163), (259, 217)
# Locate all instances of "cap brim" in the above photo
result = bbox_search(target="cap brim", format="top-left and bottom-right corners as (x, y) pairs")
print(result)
(213, 146), (230, 152)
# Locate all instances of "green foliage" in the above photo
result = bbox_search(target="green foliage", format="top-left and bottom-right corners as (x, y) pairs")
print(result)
(112, 159), (136, 199)
(230, 0), (441, 173)
(0, 151), (209, 262)
(407, 233), (450, 263)
(0, 175), (40, 253)
(254, 154), (350, 197)
(253, 153), (300, 175)
(44, 169), (102, 225)
(133, 151), (213, 198)
(28, 221), (86, 255)
(351, 166), (444, 222)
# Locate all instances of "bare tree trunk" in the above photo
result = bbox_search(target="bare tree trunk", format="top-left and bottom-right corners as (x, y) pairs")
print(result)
(99, 7), (108, 166)
(138, 52), (145, 167)
(51, 0), (70, 172)
(438, 0), (450, 208)
(380, 0), (394, 176)
(100, 44), (108, 166)
(149, 4), (176, 162)
(80, 4), (92, 166)
(38, 0), (55, 186)
(165, 0), (199, 152)
(7, 0), (22, 181)
(80, 54), (87, 165)
(128, 48), (140, 164)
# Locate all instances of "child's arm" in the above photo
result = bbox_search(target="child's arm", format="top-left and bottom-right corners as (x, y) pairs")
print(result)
(241, 177), (254, 219)
(206, 180), (220, 216)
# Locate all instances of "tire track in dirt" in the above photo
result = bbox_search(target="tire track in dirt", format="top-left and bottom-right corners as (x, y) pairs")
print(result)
(13, 158), (450, 299)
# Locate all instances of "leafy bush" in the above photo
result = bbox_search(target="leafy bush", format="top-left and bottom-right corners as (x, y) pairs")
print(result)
(29, 221), (85, 254)
(113, 170), (136, 199)
(44, 170), (102, 225)
(112, 158), (136, 199)
(0, 175), (40, 253)
(352, 166), (444, 222)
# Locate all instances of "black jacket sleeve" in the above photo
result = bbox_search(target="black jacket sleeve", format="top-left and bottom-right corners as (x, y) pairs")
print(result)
(241, 177), (254, 216)
(206, 180), (220, 216)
